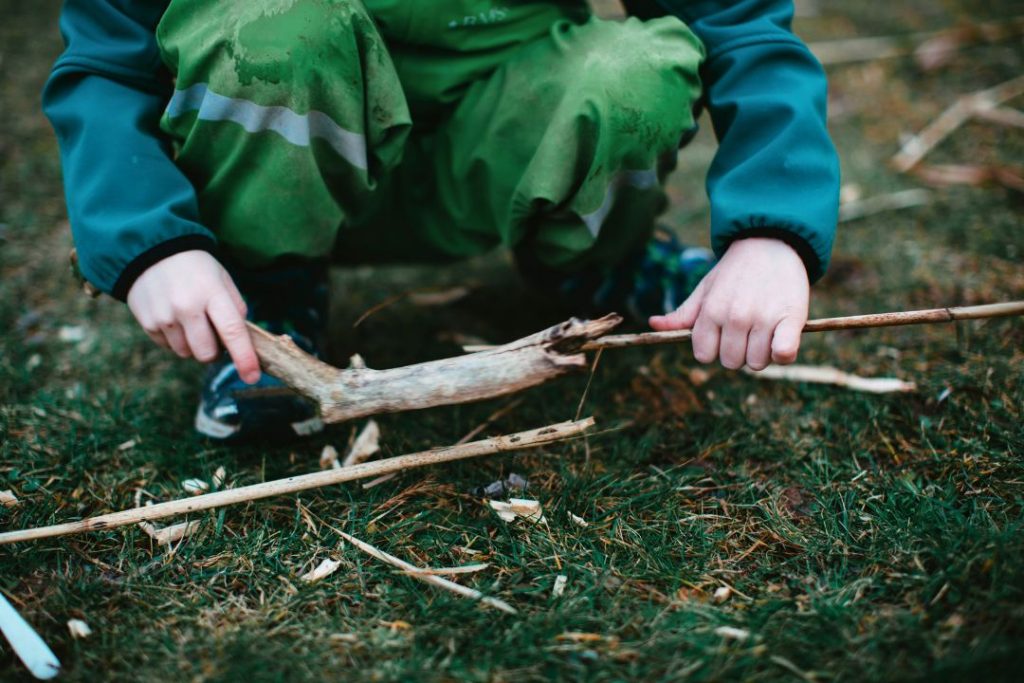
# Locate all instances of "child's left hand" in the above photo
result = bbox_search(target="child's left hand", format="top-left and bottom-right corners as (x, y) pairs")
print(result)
(648, 237), (809, 370)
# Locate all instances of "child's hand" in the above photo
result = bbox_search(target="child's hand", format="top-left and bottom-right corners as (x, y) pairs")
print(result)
(649, 237), (809, 370)
(126, 250), (261, 383)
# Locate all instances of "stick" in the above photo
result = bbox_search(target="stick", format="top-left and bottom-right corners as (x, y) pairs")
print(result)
(892, 75), (1024, 172)
(338, 530), (516, 614)
(248, 315), (620, 424)
(582, 301), (1024, 351)
(0, 419), (594, 546)
(808, 16), (1024, 67)
(838, 189), (932, 223)
(742, 365), (916, 394)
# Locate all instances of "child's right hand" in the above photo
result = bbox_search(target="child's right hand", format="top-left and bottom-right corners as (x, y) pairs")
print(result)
(126, 250), (261, 384)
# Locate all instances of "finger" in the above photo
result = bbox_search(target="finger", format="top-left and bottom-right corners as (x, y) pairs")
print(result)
(162, 323), (191, 359)
(207, 294), (261, 384)
(771, 316), (804, 365)
(745, 325), (773, 371)
(220, 271), (248, 318)
(649, 277), (707, 331)
(690, 311), (721, 365)
(181, 314), (220, 363)
(145, 329), (170, 351)
(718, 318), (751, 370)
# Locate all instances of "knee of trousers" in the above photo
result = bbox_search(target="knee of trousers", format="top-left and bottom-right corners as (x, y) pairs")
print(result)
(158, 0), (392, 112)
(559, 16), (706, 152)
(159, 0), (410, 178)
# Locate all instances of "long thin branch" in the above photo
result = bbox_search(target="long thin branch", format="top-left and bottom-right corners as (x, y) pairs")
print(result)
(0, 419), (594, 546)
(583, 301), (1024, 351)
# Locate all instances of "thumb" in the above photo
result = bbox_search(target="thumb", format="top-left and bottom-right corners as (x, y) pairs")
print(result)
(649, 278), (707, 331)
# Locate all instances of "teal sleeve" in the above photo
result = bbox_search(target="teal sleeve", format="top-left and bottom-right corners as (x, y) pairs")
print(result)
(43, 0), (216, 300)
(631, 0), (840, 282)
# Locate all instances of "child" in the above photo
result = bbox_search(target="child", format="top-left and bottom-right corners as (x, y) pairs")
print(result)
(44, 0), (839, 439)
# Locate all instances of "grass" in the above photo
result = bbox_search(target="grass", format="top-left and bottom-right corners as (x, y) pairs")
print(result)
(2, 0), (1024, 680)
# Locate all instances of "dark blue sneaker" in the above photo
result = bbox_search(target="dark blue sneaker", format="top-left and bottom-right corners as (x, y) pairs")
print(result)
(520, 227), (716, 321)
(194, 261), (328, 441)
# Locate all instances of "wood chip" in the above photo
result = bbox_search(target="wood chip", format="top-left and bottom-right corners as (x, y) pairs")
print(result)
(212, 466), (227, 490)
(552, 574), (568, 598)
(339, 530), (516, 614)
(138, 520), (202, 546)
(181, 479), (209, 495)
(568, 512), (588, 528)
(319, 445), (340, 470)
(743, 364), (916, 394)
(341, 420), (381, 468)
(116, 439), (137, 452)
(714, 626), (750, 641)
(66, 619), (91, 639)
(488, 498), (546, 524)
(57, 325), (86, 343)
(0, 490), (19, 507)
(713, 586), (732, 603)
(300, 557), (342, 583)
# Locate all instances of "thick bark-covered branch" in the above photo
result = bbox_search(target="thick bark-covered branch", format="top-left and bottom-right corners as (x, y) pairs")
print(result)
(248, 315), (622, 423)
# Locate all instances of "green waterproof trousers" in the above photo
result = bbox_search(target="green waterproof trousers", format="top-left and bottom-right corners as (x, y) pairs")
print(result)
(156, 0), (705, 273)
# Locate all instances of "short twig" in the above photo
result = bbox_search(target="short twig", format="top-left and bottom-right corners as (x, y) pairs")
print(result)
(338, 530), (516, 614)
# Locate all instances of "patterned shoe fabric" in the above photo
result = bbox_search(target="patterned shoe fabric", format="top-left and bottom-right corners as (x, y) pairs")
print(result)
(194, 262), (328, 441)
(522, 227), (716, 322)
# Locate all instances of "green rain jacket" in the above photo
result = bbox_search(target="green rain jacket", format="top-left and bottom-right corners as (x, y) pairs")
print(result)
(43, 0), (840, 300)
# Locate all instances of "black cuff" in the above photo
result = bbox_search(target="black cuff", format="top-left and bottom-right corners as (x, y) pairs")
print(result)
(111, 234), (218, 301)
(723, 226), (823, 283)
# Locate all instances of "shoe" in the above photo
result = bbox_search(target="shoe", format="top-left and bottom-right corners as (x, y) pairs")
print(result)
(194, 261), (328, 441)
(519, 227), (716, 321)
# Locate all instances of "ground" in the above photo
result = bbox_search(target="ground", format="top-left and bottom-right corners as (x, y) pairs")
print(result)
(2, 1), (1023, 681)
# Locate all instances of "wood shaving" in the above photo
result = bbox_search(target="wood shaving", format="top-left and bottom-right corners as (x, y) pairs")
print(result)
(181, 479), (209, 495)
(714, 626), (750, 641)
(66, 619), (92, 639)
(488, 498), (546, 524)
(57, 325), (86, 343)
(116, 439), (136, 452)
(342, 420), (381, 468)
(568, 512), (588, 528)
(319, 445), (340, 470)
(300, 557), (342, 583)
(138, 520), (202, 546)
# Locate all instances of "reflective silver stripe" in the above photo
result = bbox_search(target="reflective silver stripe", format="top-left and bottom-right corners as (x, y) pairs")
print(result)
(165, 83), (368, 171)
(580, 168), (658, 237)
